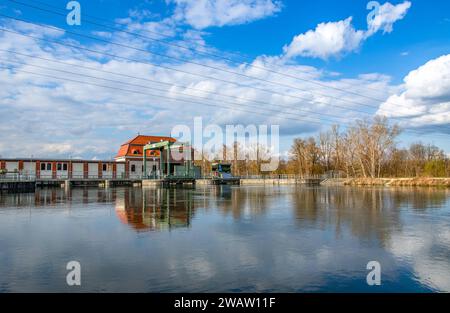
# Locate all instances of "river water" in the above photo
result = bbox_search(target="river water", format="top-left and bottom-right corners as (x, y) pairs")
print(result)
(0, 185), (449, 292)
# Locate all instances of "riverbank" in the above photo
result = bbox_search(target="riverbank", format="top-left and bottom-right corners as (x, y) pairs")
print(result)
(340, 177), (450, 187)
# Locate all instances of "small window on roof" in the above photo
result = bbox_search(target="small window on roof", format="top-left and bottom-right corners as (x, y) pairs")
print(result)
(132, 149), (140, 155)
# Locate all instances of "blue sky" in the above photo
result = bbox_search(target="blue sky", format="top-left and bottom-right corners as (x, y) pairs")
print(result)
(0, 0), (449, 159)
(208, 0), (450, 80)
(14, 0), (450, 79)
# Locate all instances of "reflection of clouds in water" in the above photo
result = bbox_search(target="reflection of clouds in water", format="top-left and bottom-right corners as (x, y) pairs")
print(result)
(316, 247), (333, 266)
(208, 225), (377, 291)
(414, 260), (450, 292)
(2, 186), (449, 292)
(179, 256), (216, 281)
(389, 233), (430, 258)
(388, 225), (450, 292)
(438, 230), (450, 243)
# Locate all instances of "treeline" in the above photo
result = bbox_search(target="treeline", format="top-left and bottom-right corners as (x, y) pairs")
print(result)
(282, 116), (449, 178)
(194, 116), (449, 178)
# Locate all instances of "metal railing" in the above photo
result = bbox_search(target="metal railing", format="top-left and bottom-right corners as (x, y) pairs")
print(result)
(0, 172), (36, 181)
(0, 171), (145, 180)
(0, 171), (345, 182)
(143, 173), (199, 180)
(234, 174), (325, 180)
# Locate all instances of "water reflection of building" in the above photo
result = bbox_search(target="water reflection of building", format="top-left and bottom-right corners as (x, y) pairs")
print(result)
(115, 188), (194, 232)
(204, 185), (271, 219)
(0, 187), (119, 207)
(114, 185), (275, 230)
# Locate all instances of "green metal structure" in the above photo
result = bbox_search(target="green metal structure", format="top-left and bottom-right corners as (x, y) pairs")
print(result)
(143, 141), (195, 179)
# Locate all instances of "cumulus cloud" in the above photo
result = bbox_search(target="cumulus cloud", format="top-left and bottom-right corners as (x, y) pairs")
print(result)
(283, 17), (365, 60)
(377, 54), (450, 127)
(283, 1), (411, 60)
(170, 0), (282, 29)
(367, 1), (412, 35)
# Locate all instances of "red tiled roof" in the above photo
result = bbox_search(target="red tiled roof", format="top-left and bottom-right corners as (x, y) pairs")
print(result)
(116, 145), (129, 158)
(116, 135), (176, 158)
(124, 135), (176, 145)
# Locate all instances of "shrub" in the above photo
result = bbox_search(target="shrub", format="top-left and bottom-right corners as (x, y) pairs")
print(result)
(423, 160), (446, 177)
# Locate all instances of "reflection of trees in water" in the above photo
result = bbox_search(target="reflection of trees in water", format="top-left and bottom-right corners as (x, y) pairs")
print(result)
(387, 188), (448, 211)
(292, 187), (448, 243)
(197, 186), (280, 219)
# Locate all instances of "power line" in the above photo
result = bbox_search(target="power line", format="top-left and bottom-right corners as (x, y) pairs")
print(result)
(0, 58), (352, 126)
(0, 49), (369, 123)
(0, 14), (402, 113)
(0, 63), (354, 128)
(3, 25), (448, 135)
(7, 0), (405, 100)
(0, 1), (444, 139)
(2, 25), (448, 134)
(9, 50), (446, 138)
(2, 12), (448, 133)
(1, 63), (447, 139)
(8, 0), (450, 141)
(0, 26), (378, 119)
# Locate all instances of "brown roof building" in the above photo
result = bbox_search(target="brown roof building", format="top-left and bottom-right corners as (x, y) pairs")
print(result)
(115, 135), (176, 161)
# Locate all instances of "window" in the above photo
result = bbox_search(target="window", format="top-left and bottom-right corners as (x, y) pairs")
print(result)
(63, 164), (68, 171)
(46, 163), (51, 171)
(102, 164), (107, 171)
(57, 163), (62, 171)
(132, 149), (140, 155)
(131, 164), (136, 172)
(40, 163), (45, 171)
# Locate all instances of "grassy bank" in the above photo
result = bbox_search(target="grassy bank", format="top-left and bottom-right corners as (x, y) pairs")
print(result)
(342, 177), (450, 187)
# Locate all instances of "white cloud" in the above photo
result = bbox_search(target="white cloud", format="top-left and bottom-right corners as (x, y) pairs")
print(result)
(5, 19), (65, 38)
(367, 1), (412, 35)
(389, 226), (450, 292)
(283, 1), (411, 60)
(377, 54), (450, 127)
(283, 17), (365, 60)
(41, 143), (74, 154)
(126, 17), (178, 40)
(170, 0), (282, 29)
(127, 9), (160, 21)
